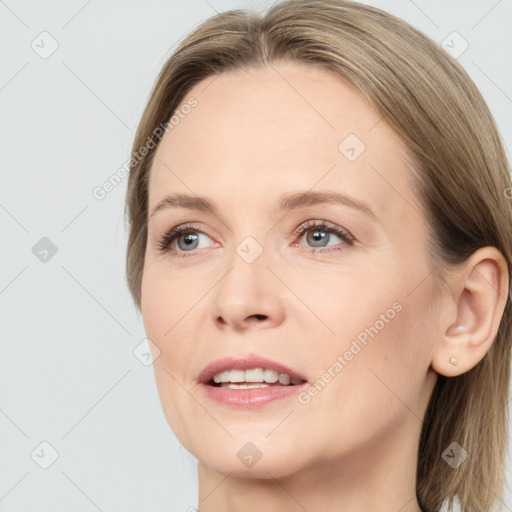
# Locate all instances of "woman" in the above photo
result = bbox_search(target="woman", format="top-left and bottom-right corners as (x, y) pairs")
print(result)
(124, 1), (512, 510)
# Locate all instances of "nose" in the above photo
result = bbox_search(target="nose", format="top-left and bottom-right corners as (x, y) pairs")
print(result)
(210, 247), (285, 332)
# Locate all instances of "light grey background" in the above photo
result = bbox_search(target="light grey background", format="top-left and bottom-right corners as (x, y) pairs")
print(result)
(1, 0), (511, 511)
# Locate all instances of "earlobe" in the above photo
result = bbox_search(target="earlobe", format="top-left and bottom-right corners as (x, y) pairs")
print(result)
(431, 246), (509, 377)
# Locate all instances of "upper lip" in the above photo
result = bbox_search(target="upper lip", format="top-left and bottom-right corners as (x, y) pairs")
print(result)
(198, 355), (308, 384)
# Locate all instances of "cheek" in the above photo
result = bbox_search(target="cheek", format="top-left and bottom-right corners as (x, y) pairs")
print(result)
(298, 305), (427, 454)
(141, 264), (198, 342)
(295, 267), (403, 353)
(140, 269), (198, 393)
(337, 293), (432, 414)
(141, 270), (204, 444)
(306, 268), (432, 407)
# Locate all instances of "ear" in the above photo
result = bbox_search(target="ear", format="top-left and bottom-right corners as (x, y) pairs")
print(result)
(431, 246), (510, 377)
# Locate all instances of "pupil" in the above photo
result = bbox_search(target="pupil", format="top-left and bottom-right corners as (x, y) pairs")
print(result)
(180, 233), (198, 250)
(308, 230), (328, 247)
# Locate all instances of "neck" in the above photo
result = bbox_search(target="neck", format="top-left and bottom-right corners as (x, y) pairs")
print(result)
(195, 414), (425, 512)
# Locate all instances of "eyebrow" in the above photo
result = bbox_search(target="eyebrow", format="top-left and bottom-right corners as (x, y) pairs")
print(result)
(148, 191), (377, 221)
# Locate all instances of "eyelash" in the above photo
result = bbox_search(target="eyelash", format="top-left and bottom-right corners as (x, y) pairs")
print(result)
(156, 220), (356, 258)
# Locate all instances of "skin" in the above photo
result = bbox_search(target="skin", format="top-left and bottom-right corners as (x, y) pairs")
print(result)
(140, 60), (509, 511)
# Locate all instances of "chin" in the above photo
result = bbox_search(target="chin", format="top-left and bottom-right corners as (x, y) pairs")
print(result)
(190, 439), (306, 479)
(201, 455), (301, 480)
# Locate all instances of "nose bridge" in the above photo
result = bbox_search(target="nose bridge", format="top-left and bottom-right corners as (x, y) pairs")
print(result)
(218, 234), (269, 306)
(210, 233), (285, 330)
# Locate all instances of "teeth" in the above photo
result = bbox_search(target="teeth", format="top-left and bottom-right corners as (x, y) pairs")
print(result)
(245, 368), (265, 382)
(263, 369), (279, 383)
(229, 369), (245, 383)
(212, 367), (305, 385)
(220, 382), (270, 389)
(213, 370), (230, 383)
(278, 373), (291, 385)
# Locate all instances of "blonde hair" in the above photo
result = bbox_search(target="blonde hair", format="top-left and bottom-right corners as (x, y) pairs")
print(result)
(124, 1), (512, 510)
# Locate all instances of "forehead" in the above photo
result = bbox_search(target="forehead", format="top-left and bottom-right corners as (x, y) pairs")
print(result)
(147, 61), (419, 223)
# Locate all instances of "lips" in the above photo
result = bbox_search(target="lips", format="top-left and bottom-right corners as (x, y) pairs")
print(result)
(198, 355), (308, 385)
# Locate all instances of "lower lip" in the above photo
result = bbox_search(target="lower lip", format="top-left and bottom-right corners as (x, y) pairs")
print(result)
(201, 382), (308, 408)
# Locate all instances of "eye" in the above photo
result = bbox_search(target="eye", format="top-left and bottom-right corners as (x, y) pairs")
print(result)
(292, 220), (355, 254)
(156, 223), (216, 258)
(156, 219), (356, 258)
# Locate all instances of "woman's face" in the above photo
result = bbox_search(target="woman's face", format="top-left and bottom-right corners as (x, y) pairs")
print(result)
(141, 60), (440, 479)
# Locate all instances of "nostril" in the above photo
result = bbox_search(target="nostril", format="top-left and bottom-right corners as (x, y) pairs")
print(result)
(243, 314), (269, 325)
